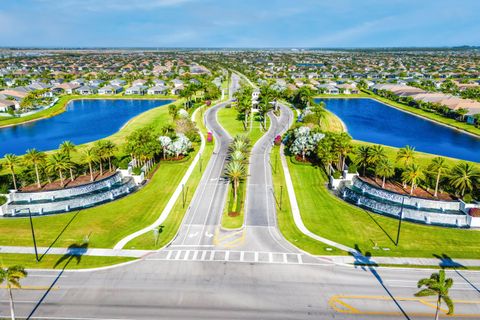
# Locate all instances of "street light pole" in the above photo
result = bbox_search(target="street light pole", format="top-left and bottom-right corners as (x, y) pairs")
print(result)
(28, 209), (39, 262)
(395, 198), (405, 247)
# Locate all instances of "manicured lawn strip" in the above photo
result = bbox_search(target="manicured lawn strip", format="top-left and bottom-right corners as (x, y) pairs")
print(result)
(217, 107), (270, 229)
(0, 94), (177, 128)
(0, 155), (194, 248)
(321, 110), (345, 133)
(124, 105), (215, 249)
(271, 146), (344, 255)
(286, 156), (480, 259)
(0, 253), (135, 270)
(221, 182), (245, 229)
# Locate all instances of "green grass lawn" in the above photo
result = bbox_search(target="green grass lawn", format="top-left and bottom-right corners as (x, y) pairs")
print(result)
(286, 155), (480, 259)
(0, 253), (135, 270)
(271, 146), (344, 255)
(124, 105), (215, 249)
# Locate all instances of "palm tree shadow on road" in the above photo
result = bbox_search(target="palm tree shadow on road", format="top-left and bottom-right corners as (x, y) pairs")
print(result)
(350, 244), (411, 320)
(27, 242), (89, 319)
(434, 253), (480, 294)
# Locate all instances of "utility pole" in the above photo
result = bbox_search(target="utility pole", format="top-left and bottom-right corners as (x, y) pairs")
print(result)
(395, 198), (405, 246)
(28, 209), (39, 262)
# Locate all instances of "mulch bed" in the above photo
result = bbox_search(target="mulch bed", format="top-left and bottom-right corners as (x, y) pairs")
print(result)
(19, 171), (116, 192)
(359, 176), (456, 201)
(228, 211), (240, 217)
(294, 155), (312, 163)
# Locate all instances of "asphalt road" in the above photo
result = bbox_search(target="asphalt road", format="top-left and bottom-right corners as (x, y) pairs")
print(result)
(2, 100), (480, 319)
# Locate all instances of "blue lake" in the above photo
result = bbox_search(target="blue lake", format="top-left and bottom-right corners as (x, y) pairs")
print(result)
(0, 99), (174, 156)
(316, 98), (480, 162)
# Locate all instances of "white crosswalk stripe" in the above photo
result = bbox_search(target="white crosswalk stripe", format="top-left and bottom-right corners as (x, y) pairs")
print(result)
(147, 249), (320, 265)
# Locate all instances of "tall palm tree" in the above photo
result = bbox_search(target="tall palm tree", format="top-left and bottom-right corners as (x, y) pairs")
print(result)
(375, 159), (395, 188)
(0, 265), (28, 320)
(335, 133), (352, 171)
(24, 149), (46, 188)
(4, 154), (19, 190)
(354, 145), (370, 176)
(402, 163), (423, 195)
(59, 141), (76, 182)
(102, 140), (117, 171)
(428, 157), (449, 198)
(93, 141), (107, 176)
(397, 145), (416, 166)
(224, 160), (246, 205)
(415, 270), (454, 319)
(367, 144), (387, 168)
(449, 162), (480, 197)
(82, 148), (99, 182)
(48, 153), (69, 187)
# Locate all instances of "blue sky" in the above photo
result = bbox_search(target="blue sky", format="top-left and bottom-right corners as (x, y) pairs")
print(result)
(1, 0), (479, 47)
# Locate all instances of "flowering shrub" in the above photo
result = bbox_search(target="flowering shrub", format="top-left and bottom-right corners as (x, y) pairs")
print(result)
(469, 208), (480, 217)
(205, 100), (211, 106)
(207, 132), (213, 143)
(274, 135), (282, 146)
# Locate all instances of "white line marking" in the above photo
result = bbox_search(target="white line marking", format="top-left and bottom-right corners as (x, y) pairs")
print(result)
(166, 251), (173, 260)
(269, 252), (273, 263)
(201, 250), (207, 260)
(254, 252), (259, 263)
(240, 251), (244, 262)
(192, 250), (199, 260)
(283, 253), (288, 264)
(184, 250), (190, 260)
(210, 251), (215, 261)
(225, 251), (230, 261)
(297, 254), (303, 264)
(174, 251), (181, 260)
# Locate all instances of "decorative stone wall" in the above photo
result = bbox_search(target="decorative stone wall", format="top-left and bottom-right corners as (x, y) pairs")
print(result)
(9, 173), (123, 203)
(352, 177), (460, 211)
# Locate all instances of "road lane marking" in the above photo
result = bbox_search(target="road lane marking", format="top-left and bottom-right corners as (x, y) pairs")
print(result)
(174, 251), (181, 260)
(183, 250), (190, 260)
(210, 251), (215, 261)
(240, 251), (244, 262)
(297, 254), (303, 264)
(254, 252), (259, 262)
(0, 286), (59, 291)
(329, 295), (480, 318)
(192, 251), (199, 260)
(201, 250), (207, 260)
(166, 251), (173, 259)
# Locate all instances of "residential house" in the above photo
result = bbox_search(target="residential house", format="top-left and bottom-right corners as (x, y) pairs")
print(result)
(147, 85), (169, 95)
(0, 99), (18, 112)
(125, 85), (147, 95)
(76, 85), (98, 95)
(110, 79), (126, 87)
(98, 85), (123, 95)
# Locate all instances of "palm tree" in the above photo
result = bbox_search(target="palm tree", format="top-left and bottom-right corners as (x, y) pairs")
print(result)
(59, 141), (76, 182)
(24, 149), (46, 188)
(415, 270), (454, 319)
(397, 145), (416, 166)
(402, 163), (423, 195)
(367, 144), (387, 168)
(93, 141), (107, 176)
(354, 145), (370, 176)
(102, 140), (117, 171)
(230, 150), (247, 164)
(428, 157), (449, 198)
(375, 159), (395, 188)
(335, 133), (352, 171)
(0, 265), (28, 320)
(449, 162), (480, 197)
(48, 153), (69, 187)
(4, 154), (19, 190)
(82, 148), (99, 182)
(224, 161), (246, 205)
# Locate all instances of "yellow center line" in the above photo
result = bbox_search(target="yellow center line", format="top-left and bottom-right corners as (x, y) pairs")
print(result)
(0, 286), (59, 291)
